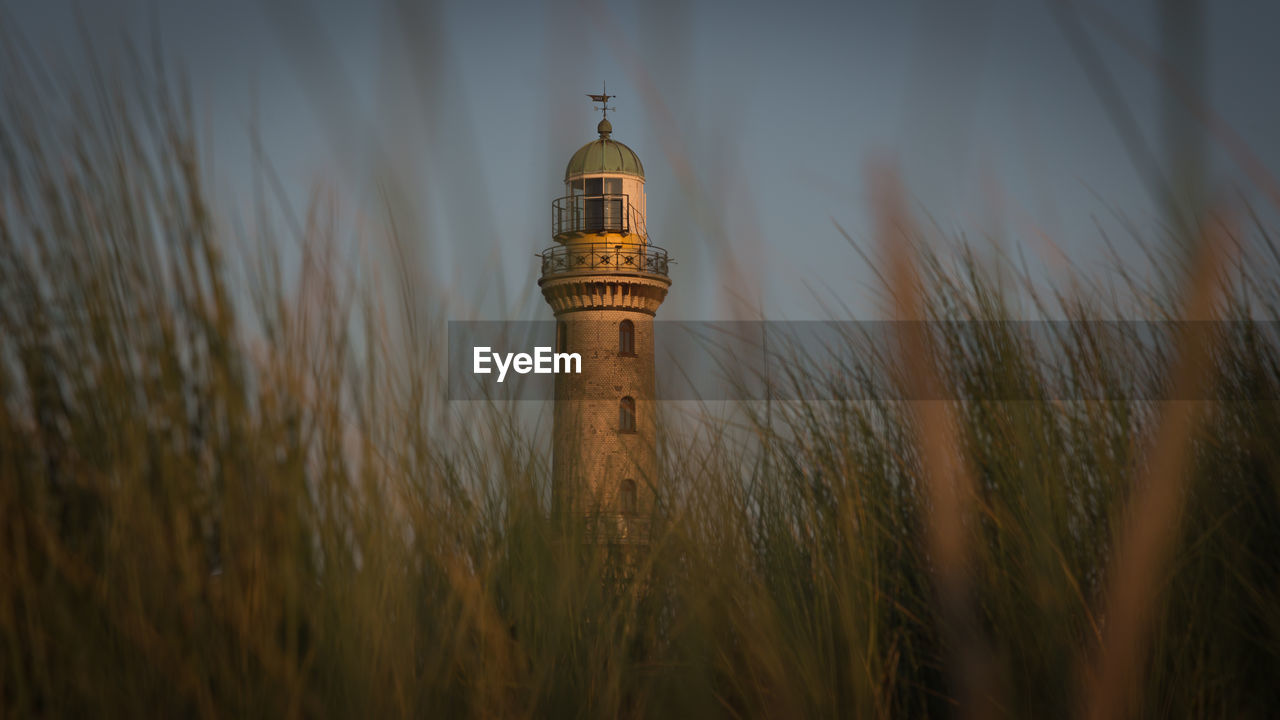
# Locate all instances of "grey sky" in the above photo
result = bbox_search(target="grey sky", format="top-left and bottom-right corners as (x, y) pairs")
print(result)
(9, 0), (1280, 321)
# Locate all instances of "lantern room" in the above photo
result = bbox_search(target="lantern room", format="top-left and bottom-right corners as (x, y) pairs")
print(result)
(553, 117), (648, 244)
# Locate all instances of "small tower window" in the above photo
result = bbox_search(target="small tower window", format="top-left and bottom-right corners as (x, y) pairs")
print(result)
(618, 319), (635, 356)
(557, 321), (568, 353)
(619, 396), (636, 433)
(620, 479), (637, 515)
(605, 196), (623, 231)
(586, 196), (603, 230)
(582, 178), (625, 232)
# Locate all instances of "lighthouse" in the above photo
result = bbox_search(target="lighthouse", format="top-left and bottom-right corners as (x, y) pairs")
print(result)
(539, 87), (671, 545)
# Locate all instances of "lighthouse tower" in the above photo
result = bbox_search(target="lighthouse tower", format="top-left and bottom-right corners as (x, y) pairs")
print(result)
(539, 89), (671, 545)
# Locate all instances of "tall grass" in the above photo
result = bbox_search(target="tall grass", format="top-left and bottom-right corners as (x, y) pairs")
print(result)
(3, 33), (1279, 720)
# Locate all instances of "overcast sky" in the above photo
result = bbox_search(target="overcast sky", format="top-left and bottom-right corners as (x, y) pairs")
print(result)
(9, 0), (1280, 321)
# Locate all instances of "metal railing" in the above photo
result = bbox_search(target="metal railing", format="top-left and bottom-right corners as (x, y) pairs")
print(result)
(552, 193), (630, 236)
(540, 242), (670, 279)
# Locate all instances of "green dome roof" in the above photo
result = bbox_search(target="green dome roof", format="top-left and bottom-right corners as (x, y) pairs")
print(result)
(564, 119), (645, 181)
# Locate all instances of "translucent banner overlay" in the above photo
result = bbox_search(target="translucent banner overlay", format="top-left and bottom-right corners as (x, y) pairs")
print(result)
(447, 321), (1280, 401)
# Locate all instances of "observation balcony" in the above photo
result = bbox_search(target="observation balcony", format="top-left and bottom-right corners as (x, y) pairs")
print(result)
(540, 242), (670, 280)
(552, 193), (632, 238)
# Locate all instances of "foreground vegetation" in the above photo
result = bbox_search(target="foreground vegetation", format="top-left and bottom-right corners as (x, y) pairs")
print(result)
(2, 40), (1279, 720)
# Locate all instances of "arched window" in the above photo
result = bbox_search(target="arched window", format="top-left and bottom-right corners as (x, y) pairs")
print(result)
(618, 319), (635, 356)
(620, 479), (637, 515)
(557, 321), (568, 354)
(619, 396), (636, 433)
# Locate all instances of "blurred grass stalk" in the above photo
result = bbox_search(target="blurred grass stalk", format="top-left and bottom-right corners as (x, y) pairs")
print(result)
(876, 164), (996, 719)
(1082, 213), (1233, 720)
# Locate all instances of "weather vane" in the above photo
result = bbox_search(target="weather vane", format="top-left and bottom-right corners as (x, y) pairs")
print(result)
(586, 82), (615, 120)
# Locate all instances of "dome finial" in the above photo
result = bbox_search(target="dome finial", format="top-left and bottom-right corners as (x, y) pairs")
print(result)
(598, 117), (612, 137)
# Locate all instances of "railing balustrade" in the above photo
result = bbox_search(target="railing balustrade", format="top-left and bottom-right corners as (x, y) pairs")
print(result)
(552, 193), (630, 236)
(540, 242), (670, 279)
